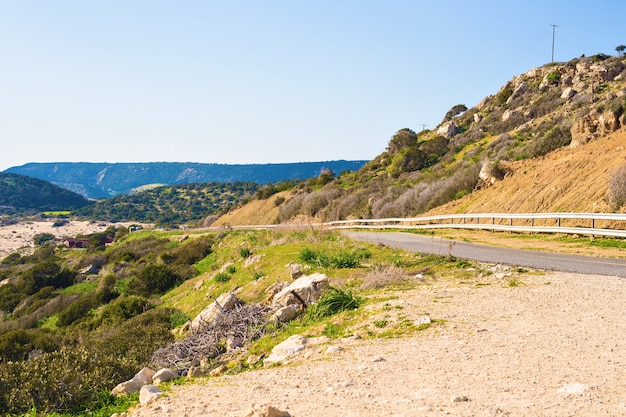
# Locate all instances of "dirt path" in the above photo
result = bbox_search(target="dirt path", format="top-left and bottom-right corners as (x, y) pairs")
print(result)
(129, 270), (626, 417)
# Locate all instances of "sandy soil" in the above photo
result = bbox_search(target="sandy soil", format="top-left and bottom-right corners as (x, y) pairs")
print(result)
(129, 270), (626, 417)
(0, 220), (138, 259)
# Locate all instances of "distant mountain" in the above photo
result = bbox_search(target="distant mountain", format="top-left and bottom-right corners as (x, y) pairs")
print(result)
(0, 172), (90, 212)
(4, 161), (368, 199)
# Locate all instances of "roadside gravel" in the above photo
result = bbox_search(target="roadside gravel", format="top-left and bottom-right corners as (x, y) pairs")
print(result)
(129, 270), (626, 417)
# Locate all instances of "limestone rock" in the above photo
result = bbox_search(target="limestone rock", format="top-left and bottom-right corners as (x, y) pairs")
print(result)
(191, 291), (238, 331)
(272, 273), (329, 308)
(561, 87), (577, 100)
(139, 385), (163, 405)
(271, 304), (301, 322)
(264, 334), (307, 367)
(187, 366), (205, 378)
(244, 404), (291, 417)
(152, 368), (177, 385)
(209, 364), (227, 377)
(112, 367), (156, 396)
(263, 281), (290, 304)
(558, 382), (589, 395)
(506, 81), (528, 103)
(244, 254), (265, 267)
(436, 121), (459, 139)
(286, 261), (304, 279)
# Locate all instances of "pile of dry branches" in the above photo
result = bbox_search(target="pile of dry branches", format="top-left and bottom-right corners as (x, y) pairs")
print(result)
(151, 303), (272, 374)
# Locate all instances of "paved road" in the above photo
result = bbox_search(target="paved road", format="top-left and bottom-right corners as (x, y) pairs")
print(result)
(343, 231), (626, 278)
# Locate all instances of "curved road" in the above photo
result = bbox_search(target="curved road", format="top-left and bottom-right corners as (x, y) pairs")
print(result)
(343, 231), (626, 278)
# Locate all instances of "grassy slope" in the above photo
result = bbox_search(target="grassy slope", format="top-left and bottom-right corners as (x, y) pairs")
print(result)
(212, 191), (290, 226)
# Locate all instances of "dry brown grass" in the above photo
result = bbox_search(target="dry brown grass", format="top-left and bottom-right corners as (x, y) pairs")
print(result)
(431, 130), (626, 214)
(360, 265), (411, 290)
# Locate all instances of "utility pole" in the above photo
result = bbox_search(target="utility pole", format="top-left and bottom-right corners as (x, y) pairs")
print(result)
(420, 124), (427, 131)
(550, 24), (559, 63)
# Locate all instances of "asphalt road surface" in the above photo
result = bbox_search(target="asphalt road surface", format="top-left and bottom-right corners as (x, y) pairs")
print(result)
(343, 231), (626, 278)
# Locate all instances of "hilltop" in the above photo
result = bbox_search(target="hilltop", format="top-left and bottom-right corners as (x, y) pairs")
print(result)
(216, 54), (626, 225)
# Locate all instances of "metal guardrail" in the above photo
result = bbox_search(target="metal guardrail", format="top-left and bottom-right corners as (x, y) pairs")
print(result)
(322, 213), (626, 238)
(211, 213), (626, 238)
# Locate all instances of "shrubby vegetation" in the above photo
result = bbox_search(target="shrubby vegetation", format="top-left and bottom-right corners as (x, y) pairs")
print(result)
(75, 182), (260, 226)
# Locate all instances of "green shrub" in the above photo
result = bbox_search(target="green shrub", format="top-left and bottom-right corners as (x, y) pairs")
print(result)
(99, 295), (153, 325)
(299, 247), (331, 268)
(239, 247), (252, 259)
(214, 272), (231, 283)
(127, 264), (181, 296)
(57, 295), (95, 327)
(305, 287), (362, 321)
(33, 232), (55, 246)
(330, 252), (361, 268)
(496, 87), (513, 105)
(0, 328), (58, 362)
(546, 70), (561, 84)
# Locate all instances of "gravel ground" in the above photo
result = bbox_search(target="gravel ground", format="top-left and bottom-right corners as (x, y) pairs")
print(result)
(129, 270), (626, 417)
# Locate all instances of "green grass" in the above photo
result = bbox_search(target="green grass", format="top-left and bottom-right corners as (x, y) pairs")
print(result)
(61, 281), (98, 295)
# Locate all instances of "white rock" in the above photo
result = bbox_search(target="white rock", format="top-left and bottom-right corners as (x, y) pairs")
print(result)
(272, 273), (329, 308)
(139, 385), (163, 405)
(191, 291), (238, 331)
(153, 368), (177, 385)
(558, 382), (589, 395)
(264, 335), (307, 367)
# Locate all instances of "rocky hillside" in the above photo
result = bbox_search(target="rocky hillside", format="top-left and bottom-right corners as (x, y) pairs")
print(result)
(219, 53), (626, 225)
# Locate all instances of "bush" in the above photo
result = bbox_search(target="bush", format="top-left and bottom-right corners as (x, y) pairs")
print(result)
(33, 232), (55, 246)
(127, 264), (181, 296)
(525, 126), (571, 158)
(57, 295), (95, 327)
(305, 287), (362, 321)
(609, 165), (626, 209)
(99, 295), (153, 325)
(214, 272), (231, 283)
(0, 328), (58, 362)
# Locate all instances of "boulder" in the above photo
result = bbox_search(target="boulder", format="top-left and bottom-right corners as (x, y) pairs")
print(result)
(436, 121), (459, 139)
(286, 261), (304, 279)
(506, 81), (528, 103)
(501, 109), (523, 123)
(271, 304), (301, 322)
(139, 385), (163, 405)
(478, 161), (504, 187)
(244, 254), (265, 267)
(272, 273), (329, 308)
(152, 368), (177, 385)
(264, 335), (307, 367)
(560, 87), (577, 100)
(191, 291), (238, 331)
(112, 367), (156, 396)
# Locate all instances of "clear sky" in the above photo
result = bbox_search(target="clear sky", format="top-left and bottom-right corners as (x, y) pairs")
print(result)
(1, 1), (624, 171)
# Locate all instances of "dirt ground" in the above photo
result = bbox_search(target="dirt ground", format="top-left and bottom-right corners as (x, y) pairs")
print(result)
(0, 220), (138, 259)
(129, 270), (626, 417)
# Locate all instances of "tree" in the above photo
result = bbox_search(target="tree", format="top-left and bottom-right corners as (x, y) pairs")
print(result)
(616, 45), (626, 56)
(386, 128), (417, 155)
(443, 104), (468, 122)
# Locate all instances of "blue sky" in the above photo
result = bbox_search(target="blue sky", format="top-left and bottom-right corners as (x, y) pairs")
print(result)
(1, 1), (624, 171)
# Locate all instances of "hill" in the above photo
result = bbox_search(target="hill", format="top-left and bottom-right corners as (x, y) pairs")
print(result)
(75, 181), (261, 226)
(4, 160), (368, 199)
(0, 172), (90, 214)
(216, 54), (626, 225)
